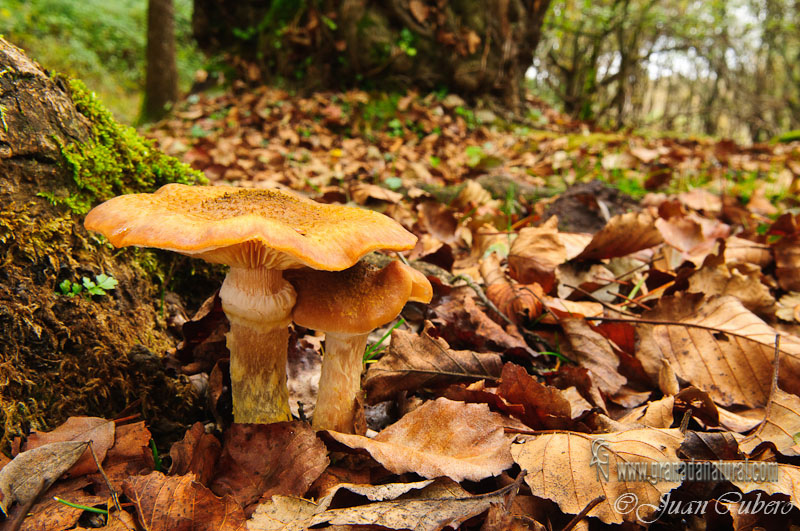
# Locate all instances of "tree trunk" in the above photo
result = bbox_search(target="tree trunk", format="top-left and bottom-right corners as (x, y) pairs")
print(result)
(0, 38), (202, 451)
(142, 0), (179, 122)
(192, 0), (551, 110)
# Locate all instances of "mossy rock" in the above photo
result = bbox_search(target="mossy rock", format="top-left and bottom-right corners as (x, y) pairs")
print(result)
(0, 38), (212, 452)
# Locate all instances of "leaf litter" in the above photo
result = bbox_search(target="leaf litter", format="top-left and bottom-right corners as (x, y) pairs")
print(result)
(5, 86), (800, 529)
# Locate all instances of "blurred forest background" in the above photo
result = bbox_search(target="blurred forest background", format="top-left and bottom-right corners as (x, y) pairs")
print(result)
(2, 0), (799, 143)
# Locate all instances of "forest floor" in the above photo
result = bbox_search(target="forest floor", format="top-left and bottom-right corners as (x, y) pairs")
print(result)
(5, 84), (800, 530)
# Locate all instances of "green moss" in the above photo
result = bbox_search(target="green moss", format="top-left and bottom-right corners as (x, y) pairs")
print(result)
(41, 78), (206, 214)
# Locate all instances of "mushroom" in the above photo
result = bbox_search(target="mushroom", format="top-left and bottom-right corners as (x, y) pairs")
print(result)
(84, 184), (416, 424)
(287, 260), (432, 433)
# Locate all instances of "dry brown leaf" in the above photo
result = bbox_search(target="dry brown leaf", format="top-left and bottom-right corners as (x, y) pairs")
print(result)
(630, 146), (660, 164)
(248, 478), (521, 531)
(729, 463), (800, 509)
(777, 292), (800, 322)
(496, 363), (574, 430)
(636, 293), (800, 407)
(124, 471), (246, 531)
(724, 236), (771, 267)
(168, 422), (221, 485)
(363, 325), (502, 403)
(326, 397), (513, 482)
(511, 428), (684, 524)
(211, 422), (328, 508)
(740, 387), (800, 455)
(431, 288), (530, 351)
(24, 416), (114, 477)
(317, 480), (435, 503)
(617, 396), (674, 428)
(678, 188), (722, 213)
(655, 213), (730, 265)
(19, 477), (106, 531)
(688, 263), (774, 314)
(718, 406), (765, 433)
(774, 234), (800, 291)
(508, 216), (566, 292)
(95, 421), (155, 493)
(561, 318), (626, 396)
(0, 441), (88, 515)
(557, 232), (593, 259)
(541, 297), (603, 322)
(349, 182), (403, 205)
(575, 209), (663, 261)
(485, 282), (544, 325)
(409, 0), (429, 23)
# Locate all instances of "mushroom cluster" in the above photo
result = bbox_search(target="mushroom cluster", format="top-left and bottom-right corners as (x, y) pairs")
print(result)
(85, 184), (428, 427)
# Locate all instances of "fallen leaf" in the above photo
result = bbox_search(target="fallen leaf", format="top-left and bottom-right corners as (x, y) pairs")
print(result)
(432, 288), (530, 352)
(94, 421), (155, 493)
(350, 182), (403, 205)
(248, 477), (522, 531)
(24, 417), (114, 477)
(124, 471), (245, 531)
(508, 217), (567, 292)
(409, 0), (429, 23)
(168, 422), (221, 485)
(18, 477), (106, 531)
(485, 282), (544, 325)
(688, 263), (774, 314)
(363, 325), (502, 403)
(740, 387), (800, 455)
(511, 428), (684, 524)
(0, 441), (88, 515)
(724, 236), (771, 267)
(326, 397), (513, 482)
(561, 318), (627, 396)
(774, 234), (800, 291)
(655, 212), (730, 265)
(495, 363), (574, 430)
(636, 293), (800, 407)
(211, 422), (328, 509)
(575, 210), (663, 261)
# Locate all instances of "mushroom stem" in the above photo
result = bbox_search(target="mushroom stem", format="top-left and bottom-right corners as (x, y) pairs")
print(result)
(220, 266), (296, 423)
(312, 332), (369, 432)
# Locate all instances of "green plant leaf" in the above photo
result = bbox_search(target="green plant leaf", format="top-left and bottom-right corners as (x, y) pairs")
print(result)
(94, 273), (118, 291)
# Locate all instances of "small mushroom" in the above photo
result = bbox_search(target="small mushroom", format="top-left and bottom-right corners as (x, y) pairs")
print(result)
(84, 184), (416, 424)
(288, 261), (432, 433)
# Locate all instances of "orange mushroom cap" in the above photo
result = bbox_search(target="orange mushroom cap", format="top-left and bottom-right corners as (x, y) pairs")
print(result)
(288, 261), (432, 335)
(84, 184), (417, 270)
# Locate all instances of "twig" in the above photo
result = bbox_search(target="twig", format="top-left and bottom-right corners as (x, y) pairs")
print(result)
(562, 495), (606, 531)
(770, 334), (781, 395)
(562, 283), (640, 317)
(88, 442), (121, 513)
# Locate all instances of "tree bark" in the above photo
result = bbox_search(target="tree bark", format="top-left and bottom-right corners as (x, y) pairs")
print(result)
(143, 0), (179, 122)
(192, 0), (551, 110)
(0, 38), (201, 451)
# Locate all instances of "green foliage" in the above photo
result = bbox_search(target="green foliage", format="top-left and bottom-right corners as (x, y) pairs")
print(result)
(455, 106), (478, 130)
(58, 273), (118, 298)
(776, 130), (800, 143)
(397, 28), (417, 57)
(465, 145), (486, 168)
(363, 318), (405, 363)
(1, 0), (202, 123)
(42, 78), (204, 215)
